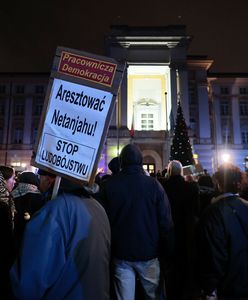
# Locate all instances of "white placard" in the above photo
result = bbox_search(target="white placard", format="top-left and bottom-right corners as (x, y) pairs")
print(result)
(35, 78), (113, 181)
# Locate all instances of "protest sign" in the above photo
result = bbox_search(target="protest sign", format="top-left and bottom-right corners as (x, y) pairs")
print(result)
(32, 47), (125, 184)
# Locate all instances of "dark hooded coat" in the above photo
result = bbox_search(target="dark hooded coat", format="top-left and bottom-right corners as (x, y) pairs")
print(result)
(99, 144), (174, 265)
(196, 195), (248, 298)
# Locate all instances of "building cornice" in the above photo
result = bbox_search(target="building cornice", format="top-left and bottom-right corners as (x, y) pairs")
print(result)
(109, 36), (191, 48)
(106, 25), (192, 49)
(187, 59), (213, 70)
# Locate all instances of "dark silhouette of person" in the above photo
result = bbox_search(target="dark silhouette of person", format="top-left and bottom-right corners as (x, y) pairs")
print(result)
(99, 144), (174, 300)
(161, 160), (199, 300)
(196, 163), (248, 299)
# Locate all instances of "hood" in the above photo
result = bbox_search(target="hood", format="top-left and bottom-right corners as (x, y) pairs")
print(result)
(108, 157), (120, 174)
(120, 144), (143, 168)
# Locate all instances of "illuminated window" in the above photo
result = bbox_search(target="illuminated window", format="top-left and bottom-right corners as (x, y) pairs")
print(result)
(141, 113), (154, 130)
(143, 163), (155, 175)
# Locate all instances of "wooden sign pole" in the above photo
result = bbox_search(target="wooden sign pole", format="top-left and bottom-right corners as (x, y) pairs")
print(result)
(51, 176), (61, 200)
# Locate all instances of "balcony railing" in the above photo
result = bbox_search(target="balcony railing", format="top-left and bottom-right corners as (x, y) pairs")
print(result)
(107, 126), (169, 139)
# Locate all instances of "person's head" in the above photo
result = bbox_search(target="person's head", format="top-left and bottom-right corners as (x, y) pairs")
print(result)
(0, 165), (16, 192)
(198, 174), (214, 188)
(37, 169), (56, 193)
(108, 157), (120, 175)
(120, 144), (143, 169)
(213, 163), (242, 194)
(17, 171), (40, 187)
(167, 160), (183, 178)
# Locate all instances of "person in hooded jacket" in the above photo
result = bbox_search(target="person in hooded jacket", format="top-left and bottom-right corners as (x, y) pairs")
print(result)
(0, 165), (16, 299)
(10, 176), (111, 300)
(99, 143), (174, 300)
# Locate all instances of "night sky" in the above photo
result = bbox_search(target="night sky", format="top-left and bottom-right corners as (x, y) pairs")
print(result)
(1, 0), (248, 73)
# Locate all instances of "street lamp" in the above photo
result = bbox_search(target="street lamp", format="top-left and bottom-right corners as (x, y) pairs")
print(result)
(221, 152), (231, 163)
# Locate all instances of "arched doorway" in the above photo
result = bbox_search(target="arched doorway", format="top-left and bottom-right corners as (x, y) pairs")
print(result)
(142, 150), (163, 176)
(143, 155), (156, 176)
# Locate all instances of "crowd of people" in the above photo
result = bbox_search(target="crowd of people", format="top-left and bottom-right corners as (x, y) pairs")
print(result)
(0, 143), (248, 300)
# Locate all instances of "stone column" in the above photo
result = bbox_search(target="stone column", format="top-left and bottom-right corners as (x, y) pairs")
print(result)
(120, 67), (128, 127)
(179, 69), (190, 125)
(231, 96), (241, 144)
(212, 96), (222, 145)
(198, 83), (211, 141)
(169, 67), (177, 128)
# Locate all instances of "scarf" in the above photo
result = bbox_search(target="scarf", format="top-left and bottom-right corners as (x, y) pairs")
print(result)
(0, 170), (16, 217)
(11, 183), (41, 198)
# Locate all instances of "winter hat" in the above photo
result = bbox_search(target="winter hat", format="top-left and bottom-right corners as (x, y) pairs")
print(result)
(18, 171), (40, 187)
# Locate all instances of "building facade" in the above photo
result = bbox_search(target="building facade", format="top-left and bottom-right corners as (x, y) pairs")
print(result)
(0, 73), (49, 172)
(0, 25), (248, 174)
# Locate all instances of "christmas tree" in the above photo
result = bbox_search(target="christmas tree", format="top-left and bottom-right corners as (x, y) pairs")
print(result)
(170, 101), (194, 166)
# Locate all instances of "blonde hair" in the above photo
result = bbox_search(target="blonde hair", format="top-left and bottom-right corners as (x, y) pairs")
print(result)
(167, 160), (183, 177)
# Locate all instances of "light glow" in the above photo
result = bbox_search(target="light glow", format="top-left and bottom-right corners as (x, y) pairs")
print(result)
(221, 152), (231, 163)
